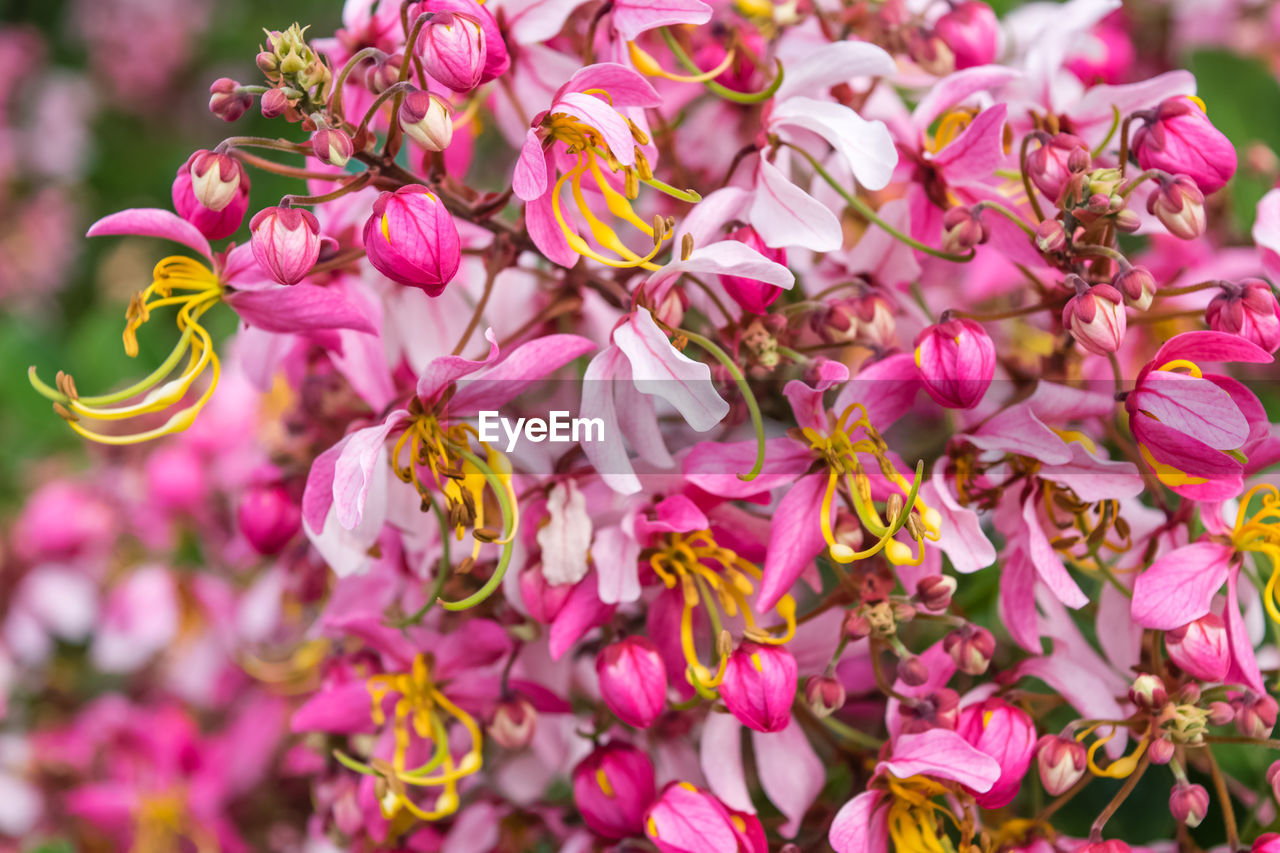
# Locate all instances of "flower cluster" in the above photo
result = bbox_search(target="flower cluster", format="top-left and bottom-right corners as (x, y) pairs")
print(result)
(10, 0), (1280, 850)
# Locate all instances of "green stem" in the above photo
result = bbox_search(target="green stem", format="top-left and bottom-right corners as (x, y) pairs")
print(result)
(781, 141), (975, 262)
(329, 46), (384, 125)
(390, 493), (452, 628)
(679, 328), (766, 482)
(816, 712), (883, 750)
(29, 325), (197, 406)
(974, 200), (1036, 236)
(659, 27), (785, 105)
(1019, 133), (1047, 223)
(282, 172), (373, 206)
(1092, 106), (1122, 159)
(1154, 280), (1224, 298)
(438, 448), (515, 611)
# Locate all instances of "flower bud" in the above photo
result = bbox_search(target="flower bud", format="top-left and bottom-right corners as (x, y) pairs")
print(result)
(1035, 218), (1067, 254)
(1147, 174), (1207, 240)
(312, 128), (354, 167)
(172, 150), (250, 240)
(1169, 781), (1210, 828)
(238, 482), (301, 555)
(365, 54), (404, 93)
(518, 563), (571, 623)
(1147, 736), (1176, 764)
(645, 783), (766, 853)
(488, 696), (537, 749)
(943, 624), (995, 675)
(1128, 673), (1168, 710)
(572, 743), (655, 839)
(906, 27), (954, 77)
(958, 698), (1036, 809)
(804, 675), (846, 718)
(597, 637), (667, 729)
(915, 575), (956, 611)
(1207, 278), (1280, 353)
(260, 87), (291, 119)
(363, 186), (461, 295)
(1027, 133), (1090, 202)
(1133, 96), (1237, 194)
(1036, 734), (1086, 795)
(250, 206), (323, 285)
(145, 445), (205, 512)
(899, 656), (929, 687)
(817, 293), (895, 347)
(913, 318), (995, 409)
(933, 2), (999, 70)
(1236, 691), (1279, 739)
(417, 12), (486, 92)
(900, 688), (960, 734)
(941, 205), (988, 254)
(1062, 283), (1127, 356)
(1165, 613), (1230, 682)
(209, 77), (251, 122)
(1267, 760), (1280, 803)
(719, 643), (797, 733)
(719, 226), (787, 314)
(843, 609), (871, 640)
(1255, 834), (1280, 853)
(1209, 701), (1235, 726)
(1113, 265), (1157, 311)
(399, 90), (453, 152)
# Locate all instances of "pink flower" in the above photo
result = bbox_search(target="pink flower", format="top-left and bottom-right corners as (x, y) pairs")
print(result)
(1169, 781), (1209, 827)
(411, 0), (508, 84)
(957, 698), (1036, 809)
(1062, 282), (1127, 356)
(1256, 834), (1280, 853)
(644, 782), (767, 853)
(237, 481), (301, 555)
(718, 643), (797, 733)
(935, 2), (1000, 70)
(596, 637), (667, 729)
(1165, 613), (1230, 682)
(1026, 133), (1089, 203)
(572, 742), (655, 839)
(171, 149), (249, 239)
(417, 12), (485, 92)
(914, 317), (996, 409)
(1207, 279), (1280, 353)
(362, 185), (461, 295)
(250, 206), (322, 285)
(1132, 96), (1237, 194)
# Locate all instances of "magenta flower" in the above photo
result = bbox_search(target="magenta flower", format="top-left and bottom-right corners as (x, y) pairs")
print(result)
(1166, 613), (1231, 682)
(1132, 96), (1238, 194)
(1207, 279), (1280, 353)
(250, 205), (323, 285)
(644, 782), (767, 853)
(572, 742), (655, 839)
(171, 149), (249, 239)
(362, 185), (461, 294)
(935, 2), (1000, 69)
(718, 642), (797, 733)
(956, 697), (1037, 808)
(914, 317), (995, 409)
(596, 636), (667, 729)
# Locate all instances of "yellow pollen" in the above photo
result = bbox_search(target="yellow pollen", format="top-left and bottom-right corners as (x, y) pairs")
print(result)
(596, 767), (615, 797)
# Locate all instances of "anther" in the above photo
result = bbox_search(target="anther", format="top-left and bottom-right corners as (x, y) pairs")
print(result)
(473, 527), (501, 542)
(457, 556), (475, 575)
(681, 233), (694, 261)
(716, 629), (734, 659)
(52, 402), (79, 422)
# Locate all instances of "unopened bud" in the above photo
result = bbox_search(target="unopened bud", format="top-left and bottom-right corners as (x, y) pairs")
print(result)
(1147, 736), (1176, 764)
(1169, 782), (1210, 828)
(1113, 265), (1157, 311)
(1128, 673), (1168, 710)
(941, 205), (988, 254)
(260, 88), (291, 119)
(1063, 282), (1127, 357)
(1036, 734), (1086, 795)
(915, 575), (956, 611)
(1236, 691), (1279, 739)
(399, 90), (454, 152)
(312, 128), (354, 167)
(1267, 760), (1280, 803)
(365, 54), (403, 94)
(1208, 701), (1235, 726)
(842, 609), (871, 640)
(805, 675), (847, 718)
(899, 656), (929, 687)
(209, 78), (252, 122)
(1035, 218), (1067, 253)
(488, 696), (537, 749)
(1148, 174), (1207, 240)
(943, 624), (994, 675)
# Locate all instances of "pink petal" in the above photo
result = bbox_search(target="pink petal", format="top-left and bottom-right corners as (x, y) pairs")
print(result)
(931, 104), (1007, 184)
(648, 240), (794, 301)
(1152, 330), (1273, 367)
(536, 481), (592, 586)
(771, 98), (897, 190)
(701, 713), (753, 813)
(581, 346), (642, 495)
(885, 728), (1002, 791)
(920, 474), (995, 575)
(829, 792), (888, 853)
(969, 404), (1073, 465)
(593, 525), (641, 604)
(563, 62), (661, 107)
(911, 66), (1019, 131)
(226, 284), (377, 335)
(759, 473), (828, 611)
(1000, 548), (1042, 654)
(1022, 493), (1088, 609)
(832, 353), (921, 429)
(333, 412), (411, 531)
(613, 308), (729, 432)
(291, 682), (378, 734)
(1131, 541), (1233, 629)
(1132, 371), (1249, 450)
(449, 334), (595, 414)
(750, 156), (843, 252)
(415, 329), (500, 405)
(611, 0), (710, 41)
(513, 129), (549, 201)
(556, 91), (639, 167)
(302, 435), (352, 531)
(549, 574), (616, 660)
(1224, 569), (1265, 692)
(783, 361), (850, 432)
(87, 208), (211, 259)
(775, 41), (896, 102)
(684, 437), (813, 499)
(1041, 442), (1145, 504)
(525, 187), (581, 268)
(753, 717), (824, 838)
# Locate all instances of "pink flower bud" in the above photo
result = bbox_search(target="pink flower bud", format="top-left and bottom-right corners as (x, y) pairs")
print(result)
(719, 643), (797, 733)
(900, 687), (960, 733)
(804, 675), (846, 718)
(1035, 219), (1067, 254)
(1147, 174), (1206, 239)
(817, 293), (895, 347)
(1169, 781), (1210, 828)
(1133, 97), (1237, 194)
(843, 609), (871, 640)
(209, 78), (252, 122)
(1065, 19), (1134, 85)
(719, 226), (787, 314)
(13, 482), (113, 563)
(1267, 760), (1280, 803)
(518, 563), (572, 623)
(311, 128), (354, 167)
(488, 696), (537, 749)
(943, 624), (995, 675)
(1209, 701), (1235, 726)
(1165, 613), (1230, 682)
(934, 2), (999, 69)
(1128, 673), (1168, 710)
(362, 186), (461, 295)
(913, 318), (995, 409)
(260, 88), (290, 119)
(237, 483), (301, 555)
(1063, 283), (1127, 356)
(1113, 265), (1157, 311)
(365, 54), (403, 93)
(941, 205), (989, 254)
(572, 743), (655, 839)
(1255, 834), (1280, 853)
(144, 445), (205, 512)
(417, 12), (486, 92)
(916, 575), (956, 611)
(250, 206), (322, 285)
(906, 27), (955, 77)
(1207, 278), (1280, 353)
(399, 90), (453, 152)
(597, 637), (667, 729)
(1036, 734), (1086, 795)
(898, 656), (930, 686)
(1027, 133), (1090, 202)
(958, 698), (1037, 809)
(1147, 736), (1176, 764)
(645, 783), (767, 853)
(1236, 691), (1279, 739)
(172, 150), (250, 240)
